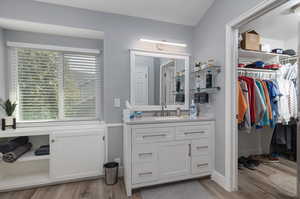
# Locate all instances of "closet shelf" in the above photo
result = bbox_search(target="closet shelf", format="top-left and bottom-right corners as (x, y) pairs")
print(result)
(238, 67), (278, 73)
(193, 87), (220, 94)
(192, 66), (221, 73)
(239, 49), (291, 60)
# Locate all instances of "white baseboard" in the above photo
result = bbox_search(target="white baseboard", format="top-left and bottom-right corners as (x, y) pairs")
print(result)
(211, 171), (230, 191)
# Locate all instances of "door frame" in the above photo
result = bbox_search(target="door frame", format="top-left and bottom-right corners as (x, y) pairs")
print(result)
(135, 64), (149, 105)
(159, 60), (176, 105)
(224, 0), (292, 192)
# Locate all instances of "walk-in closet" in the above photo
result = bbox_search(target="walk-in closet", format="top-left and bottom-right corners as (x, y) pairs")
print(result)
(237, 3), (299, 198)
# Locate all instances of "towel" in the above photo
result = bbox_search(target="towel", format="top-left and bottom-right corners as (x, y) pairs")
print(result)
(3, 143), (32, 163)
(0, 137), (29, 154)
(35, 145), (50, 156)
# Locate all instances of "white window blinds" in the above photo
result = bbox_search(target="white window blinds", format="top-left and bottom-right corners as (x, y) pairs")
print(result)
(63, 54), (98, 118)
(16, 48), (60, 121)
(11, 47), (100, 121)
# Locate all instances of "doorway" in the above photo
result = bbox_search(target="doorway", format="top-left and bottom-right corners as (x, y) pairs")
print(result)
(226, 0), (300, 198)
(160, 60), (176, 105)
(135, 65), (149, 105)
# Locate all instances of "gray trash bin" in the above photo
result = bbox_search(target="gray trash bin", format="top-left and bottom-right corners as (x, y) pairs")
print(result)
(104, 162), (119, 185)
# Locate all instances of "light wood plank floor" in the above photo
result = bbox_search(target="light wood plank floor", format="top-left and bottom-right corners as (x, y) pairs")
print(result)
(0, 162), (296, 199)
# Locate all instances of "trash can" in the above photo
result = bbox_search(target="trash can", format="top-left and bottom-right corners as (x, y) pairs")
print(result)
(104, 162), (119, 185)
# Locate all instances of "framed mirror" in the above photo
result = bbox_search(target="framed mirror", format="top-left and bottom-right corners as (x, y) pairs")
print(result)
(130, 49), (189, 110)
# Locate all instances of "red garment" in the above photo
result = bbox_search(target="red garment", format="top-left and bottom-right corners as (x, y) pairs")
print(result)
(264, 64), (280, 70)
(239, 76), (256, 124)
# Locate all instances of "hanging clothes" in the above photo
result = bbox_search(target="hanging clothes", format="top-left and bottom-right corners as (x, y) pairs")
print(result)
(279, 63), (298, 81)
(240, 80), (251, 129)
(261, 81), (273, 121)
(237, 81), (247, 123)
(239, 76), (256, 124)
(276, 78), (297, 124)
(271, 122), (297, 161)
(255, 80), (269, 127)
(288, 80), (297, 119)
(253, 81), (266, 124)
(238, 71), (298, 129)
(265, 80), (280, 128)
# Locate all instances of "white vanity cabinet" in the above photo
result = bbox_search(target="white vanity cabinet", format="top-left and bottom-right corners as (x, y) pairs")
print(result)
(123, 120), (215, 197)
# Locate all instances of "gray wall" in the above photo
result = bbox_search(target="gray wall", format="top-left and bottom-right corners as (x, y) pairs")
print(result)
(0, 0), (193, 164)
(4, 30), (103, 50)
(192, 0), (264, 175)
(0, 28), (5, 117)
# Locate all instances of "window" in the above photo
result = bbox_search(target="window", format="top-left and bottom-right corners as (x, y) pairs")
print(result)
(10, 47), (100, 122)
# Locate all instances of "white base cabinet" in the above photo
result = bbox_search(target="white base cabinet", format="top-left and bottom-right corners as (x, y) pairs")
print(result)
(123, 121), (215, 197)
(0, 124), (106, 192)
(50, 130), (104, 181)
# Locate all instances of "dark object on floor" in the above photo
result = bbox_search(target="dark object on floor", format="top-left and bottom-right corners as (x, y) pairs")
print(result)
(104, 162), (119, 185)
(35, 145), (50, 156)
(238, 156), (256, 170)
(283, 49), (296, 56)
(0, 136), (29, 154)
(238, 162), (243, 170)
(3, 142), (32, 163)
(247, 156), (260, 166)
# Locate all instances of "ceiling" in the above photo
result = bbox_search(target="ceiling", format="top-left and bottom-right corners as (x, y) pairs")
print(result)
(240, 1), (300, 41)
(34, 0), (215, 26)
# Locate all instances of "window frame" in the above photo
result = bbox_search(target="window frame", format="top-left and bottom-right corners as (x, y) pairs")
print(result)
(7, 42), (102, 123)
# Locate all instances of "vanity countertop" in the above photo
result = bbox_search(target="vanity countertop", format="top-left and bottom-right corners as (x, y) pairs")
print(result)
(125, 115), (215, 125)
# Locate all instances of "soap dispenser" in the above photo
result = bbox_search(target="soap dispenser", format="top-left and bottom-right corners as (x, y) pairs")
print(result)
(190, 100), (197, 119)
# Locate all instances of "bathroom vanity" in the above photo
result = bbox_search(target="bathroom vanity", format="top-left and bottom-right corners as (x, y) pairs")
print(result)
(123, 117), (215, 196)
(125, 49), (215, 196)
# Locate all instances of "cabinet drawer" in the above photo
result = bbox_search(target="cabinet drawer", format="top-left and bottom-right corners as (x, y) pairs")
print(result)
(133, 144), (157, 163)
(133, 127), (175, 144)
(191, 139), (209, 156)
(176, 125), (210, 140)
(191, 156), (210, 175)
(133, 162), (158, 184)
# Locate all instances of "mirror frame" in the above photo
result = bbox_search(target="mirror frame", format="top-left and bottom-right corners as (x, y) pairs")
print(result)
(130, 49), (190, 111)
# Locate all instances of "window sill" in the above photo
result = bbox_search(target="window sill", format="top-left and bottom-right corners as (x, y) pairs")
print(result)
(0, 120), (106, 138)
(16, 120), (105, 129)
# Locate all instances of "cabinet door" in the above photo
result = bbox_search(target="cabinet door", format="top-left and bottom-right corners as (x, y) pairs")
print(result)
(157, 141), (190, 180)
(51, 129), (105, 180)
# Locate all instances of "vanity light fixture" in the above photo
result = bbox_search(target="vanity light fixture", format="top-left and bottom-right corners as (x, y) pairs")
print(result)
(140, 38), (187, 47)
